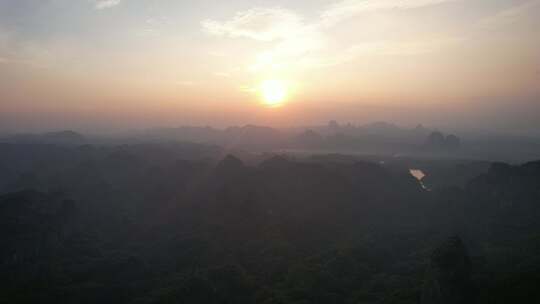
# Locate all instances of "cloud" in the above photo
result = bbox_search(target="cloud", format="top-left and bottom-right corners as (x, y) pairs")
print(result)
(203, 7), (325, 74)
(280, 38), (464, 70)
(203, 0), (460, 41)
(135, 17), (172, 37)
(176, 81), (197, 87)
(202, 0), (462, 75)
(202, 8), (306, 42)
(0, 27), (13, 50)
(247, 31), (326, 72)
(321, 0), (457, 26)
(477, 0), (540, 30)
(214, 72), (231, 78)
(94, 0), (122, 10)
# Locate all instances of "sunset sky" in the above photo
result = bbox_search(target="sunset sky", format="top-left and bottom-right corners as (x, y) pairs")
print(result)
(1, 0), (539, 132)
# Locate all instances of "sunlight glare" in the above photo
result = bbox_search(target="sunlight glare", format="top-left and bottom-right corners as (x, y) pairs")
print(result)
(260, 79), (288, 107)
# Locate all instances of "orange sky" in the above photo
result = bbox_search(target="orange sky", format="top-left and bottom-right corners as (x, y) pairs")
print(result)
(1, 0), (539, 132)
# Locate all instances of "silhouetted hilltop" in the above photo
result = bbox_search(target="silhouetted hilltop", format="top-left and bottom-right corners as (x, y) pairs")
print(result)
(143, 126), (221, 143)
(3, 121), (540, 161)
(142, 125), (284, 150)
(0, 141), (539, 303)
(223, 124), (285, 150)
(362, 121), (402, 134)
(4, 130), (86, 145)
(465, 160), (540, 221)
(446, 134), (461, 149)
(427, 131), (446, 147)
(421, 236), (474, 304)
(215, 154), (245, 175)
(294, 129), (324, 147)
(258, 155), (291, 170)
(426, 131), (461, 150)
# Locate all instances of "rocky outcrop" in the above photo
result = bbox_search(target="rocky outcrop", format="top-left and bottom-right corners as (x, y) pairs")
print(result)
(426, 132), (461, 150)
(421, 236), (474, 304)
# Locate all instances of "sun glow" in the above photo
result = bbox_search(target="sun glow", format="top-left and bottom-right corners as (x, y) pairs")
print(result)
(260, 79), (288, 107)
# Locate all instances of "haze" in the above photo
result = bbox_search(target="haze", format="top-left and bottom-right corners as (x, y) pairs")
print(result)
(1, 0), (539, 133)
(4, 2), (540, 303)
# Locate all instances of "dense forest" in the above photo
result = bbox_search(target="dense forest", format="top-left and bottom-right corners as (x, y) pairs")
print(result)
(3, 0), (540, 302)
(1, 140), (540, 304)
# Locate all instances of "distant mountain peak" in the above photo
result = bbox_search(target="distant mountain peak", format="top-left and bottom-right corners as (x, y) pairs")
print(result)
(259, 155), (291, 170)
(364, 121), (400, 130)
(5, 130), (85, 145)
(216, 154), (244, 170)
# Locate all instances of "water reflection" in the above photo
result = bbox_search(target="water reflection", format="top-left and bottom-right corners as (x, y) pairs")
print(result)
(410, 169), (430, 191)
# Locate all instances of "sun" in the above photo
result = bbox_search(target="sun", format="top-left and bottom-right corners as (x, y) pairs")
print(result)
(260, 79), (288, 107)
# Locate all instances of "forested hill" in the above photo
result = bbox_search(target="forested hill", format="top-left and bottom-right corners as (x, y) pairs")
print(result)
(1, 143), (540, 303)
